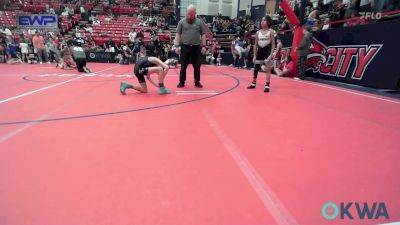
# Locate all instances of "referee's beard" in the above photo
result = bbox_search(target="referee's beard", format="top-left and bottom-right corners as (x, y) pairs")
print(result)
(186, 13), (196, 24)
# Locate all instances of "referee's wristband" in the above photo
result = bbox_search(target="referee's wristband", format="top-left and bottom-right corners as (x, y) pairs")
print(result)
(202, 45), (206, 48)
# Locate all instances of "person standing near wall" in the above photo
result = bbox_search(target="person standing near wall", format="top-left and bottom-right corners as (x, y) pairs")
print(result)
(245, 5), (251, 19)
(32, 31), (48, 64)
(295, 25), (312, 80)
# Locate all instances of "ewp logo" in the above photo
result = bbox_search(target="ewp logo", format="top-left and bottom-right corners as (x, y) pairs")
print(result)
(322, 202), (389, 220)
(17, 14), (57, 29)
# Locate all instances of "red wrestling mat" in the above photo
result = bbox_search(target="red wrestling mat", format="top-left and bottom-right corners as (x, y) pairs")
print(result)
(0, 63), (399, 225)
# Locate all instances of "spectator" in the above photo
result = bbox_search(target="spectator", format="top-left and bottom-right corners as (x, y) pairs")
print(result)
(104, 38), (116, 52)
(19, 40), (29, 63)
(120, 46), (132, 64)
(216, 53), (222, 66)
(274, 55), (294, 77)
(360, 0), (374, 11)
(93, 19), (101, 26)
(344, 11), (363, 26)
(32, 31), (48, 64)
(28, 28), (36, 36)
(243, 40), (251, 68)
(0, 26), (12, 36)
(129, 30), (137, 42)
(211, 39), (219, 65)
(89, 14), (96, 22)
(205, 47), (214, 64)
(27, 48), (37, 64)
(233, 36), (245, 67)
(84, 24), (93, 33)
(295, 25), (313, 80)
(306, 9), (320, 28)
(136, 30), (144, 40)
(61, 9), (69, 16)
(230, 40), (239, 67)
(273, 37), (282, 69)
(46, 38), (60, 62)
(322, 18), (331, 30)
(50, 7), (56, 14)
(246, 5), (251, 18)
(6, 37), (18, 63)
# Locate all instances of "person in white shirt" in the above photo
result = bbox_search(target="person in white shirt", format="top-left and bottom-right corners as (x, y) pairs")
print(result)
(129, 31), (137, 42)
(61, 10), (69, 16)
(89, 14), (96, 22)
(93, 19), (100, 26)
(105, 46), (115, 52)
(19, 41), (29, 63)
(0, 27), (12, 36)
(68, 7), (74, 15)
(28, 28), (36, 36)
(322, 18), (330, 30)
(245, 5), (251, 18)
(84, 25), (93, 33)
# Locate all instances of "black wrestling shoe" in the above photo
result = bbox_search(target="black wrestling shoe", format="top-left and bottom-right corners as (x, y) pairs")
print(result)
(247, 83), (256, 89)
(195, 82), (203, 88)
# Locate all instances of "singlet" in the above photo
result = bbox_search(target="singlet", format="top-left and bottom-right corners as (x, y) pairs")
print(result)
(136, 57), (155, 69)
(258, 29), (272, 48)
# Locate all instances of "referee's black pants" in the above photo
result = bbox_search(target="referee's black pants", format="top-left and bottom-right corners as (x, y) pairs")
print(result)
(180, 45), (201, 84)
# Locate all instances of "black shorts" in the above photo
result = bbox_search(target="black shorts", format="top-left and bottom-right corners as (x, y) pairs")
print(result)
(134, 66), (148, 83)
(75, 57), (87, 72)
(256, 45), (271, 60)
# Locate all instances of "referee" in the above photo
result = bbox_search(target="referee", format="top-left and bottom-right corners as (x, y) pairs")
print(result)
(174, 4), (207, 88)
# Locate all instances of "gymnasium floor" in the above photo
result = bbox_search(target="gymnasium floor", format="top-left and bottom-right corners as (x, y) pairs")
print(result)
(0, 63), (399, 225)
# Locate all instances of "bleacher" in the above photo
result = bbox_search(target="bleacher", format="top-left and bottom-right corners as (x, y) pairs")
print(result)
(109, 5), (140, 14)
(0, 11), (18, 29)
(60, 14), (81, 31)
(88, 15), (171, 46)
(18, 0), (98, 13)
(102, 0), (157, 14)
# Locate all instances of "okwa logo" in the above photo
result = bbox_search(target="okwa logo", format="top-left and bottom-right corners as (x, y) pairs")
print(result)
(322, 202), (390, 220)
